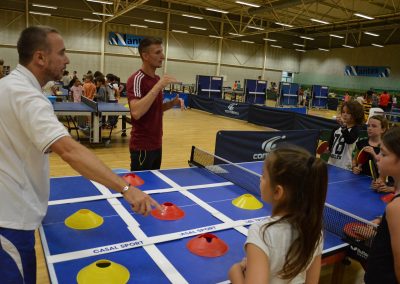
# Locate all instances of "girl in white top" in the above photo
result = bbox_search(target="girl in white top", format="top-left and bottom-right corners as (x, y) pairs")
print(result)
(229, 148), (328, 284)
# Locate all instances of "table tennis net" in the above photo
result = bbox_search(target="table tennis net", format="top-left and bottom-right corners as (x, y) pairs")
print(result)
(324, 203), (378, 261)
(189, 146), (261, 197)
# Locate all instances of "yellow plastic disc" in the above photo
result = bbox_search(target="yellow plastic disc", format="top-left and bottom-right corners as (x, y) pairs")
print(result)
(65, 209), (104, 230)
(232, 194), (263, 210)
(77, 259), (130, 284)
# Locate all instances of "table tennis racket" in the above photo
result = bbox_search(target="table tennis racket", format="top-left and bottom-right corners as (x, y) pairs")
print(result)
(369, 160), (378, 180)
(356, 148), (369, 165)
(343, 222), (373, 241)
(316, 141), (329, 155)
(381, 193), (395, 203)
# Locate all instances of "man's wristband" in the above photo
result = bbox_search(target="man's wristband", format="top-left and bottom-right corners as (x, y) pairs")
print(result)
(121, 184), (131, 195)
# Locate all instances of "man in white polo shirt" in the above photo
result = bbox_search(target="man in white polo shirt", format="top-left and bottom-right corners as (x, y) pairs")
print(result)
(0, 26), (160, 284)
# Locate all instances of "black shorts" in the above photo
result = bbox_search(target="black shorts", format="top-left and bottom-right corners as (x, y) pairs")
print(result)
(130, 148), (162, 171)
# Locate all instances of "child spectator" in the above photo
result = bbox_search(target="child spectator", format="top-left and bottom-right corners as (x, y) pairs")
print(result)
(364, 127), (400, 283)
(352, 115), (388, 176)
(229, 147), (327, 284)
(328, 101), (365, 170)
(82, 74), (96, 100)
(70, 79), (83, 103)
(94, 76), (107, 102)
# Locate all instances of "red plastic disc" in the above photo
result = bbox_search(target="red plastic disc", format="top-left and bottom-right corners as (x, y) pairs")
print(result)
(186, 233), (229, 257)
(151, 202), (185, 221)
(122, 173), (144, 186)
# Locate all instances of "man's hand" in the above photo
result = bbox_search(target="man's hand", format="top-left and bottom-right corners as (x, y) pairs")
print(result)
(171, 95), (185, 110)
(123, 187), (161, 216)
(156, 74), (178, 90)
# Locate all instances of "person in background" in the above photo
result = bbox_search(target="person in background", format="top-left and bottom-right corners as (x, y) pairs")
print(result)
(82, 74), (96, 100)
(126, 36), (181, 171)
(379, 90), (391, 112)
(364, 127), (400, 283)
(69, 79), (83, 103)
(61, 70), (71, 91)
(229, 147), (327, 284)
(352, 115), (388, 176)
(94, 76), (107, 102)
(0, 25), (160, 284)
(344, 91), (351, 102)
(328, 101), (365, 170)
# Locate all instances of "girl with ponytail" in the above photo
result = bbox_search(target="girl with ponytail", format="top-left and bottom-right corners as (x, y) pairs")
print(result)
(229, 147), (328, 284)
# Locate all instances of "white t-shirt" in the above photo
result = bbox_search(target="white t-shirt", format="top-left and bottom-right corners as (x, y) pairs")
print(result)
(245, 216), (323, 284)
(328, 127), (358, 170)
(0, 64), (69, 230)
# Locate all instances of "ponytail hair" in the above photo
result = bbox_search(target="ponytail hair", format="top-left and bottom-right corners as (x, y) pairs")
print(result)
(261, 147), (328, 279)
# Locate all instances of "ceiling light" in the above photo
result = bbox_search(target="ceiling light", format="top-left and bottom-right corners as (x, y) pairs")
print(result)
(206, 8), (229, 14)
(144, 19), (164, 24)
(300, 36), (314, 40)
(364, 31), (379, 37)
(371, 43), (384, 47)
(330, 34), (344, 39)
(182, 14), (203, 19)
(293, 43), (305, 47)
(318, 48), (330, 51)
(92, 12), (113, 16)
(172, 29), (188, 34)
(235, 1), (260, 8)
(87, 0), (113, 4)
(310, 18), (329, 24)
(247, 25), (264, 30)
(29, 11), (51, 16)
(189, 26), (207, 30)
(209, 35), (223, 39)
(228, 32), (242, 36)
(263, 38), (277, 42)
(130, 24), (148, 28)
(275, 22), (293, 28)
(241, 40), (254, 43)
(354, 13), (374, 20)
(32, 4), (57, 9)
(83, 18), (102, 22)
(342, 44), (354, 48)
(295, 49), (306, 52)
(270, 45), (282, 48)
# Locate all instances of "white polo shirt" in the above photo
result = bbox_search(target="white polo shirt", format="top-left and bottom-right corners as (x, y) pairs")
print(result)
(0, 64), (69, 230)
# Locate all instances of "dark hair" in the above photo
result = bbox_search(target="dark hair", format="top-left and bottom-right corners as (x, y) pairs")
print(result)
(94, 75), (105, 85)
(341, 101), (365, 125)
(138, 37), (163, 57)
(368, 115), (389, 133)
(0, 59), (4, 65)
(63, 70), (69, 76)
(17, 26), (59, 65)
(93, 71), (104, 79)
(262, 147), (328, 280)
(382, 127), (400, 158)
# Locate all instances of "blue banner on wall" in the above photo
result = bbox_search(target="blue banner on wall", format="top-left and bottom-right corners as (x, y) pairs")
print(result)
(108, 32), (144, 47)
(344, 65), (390, 77)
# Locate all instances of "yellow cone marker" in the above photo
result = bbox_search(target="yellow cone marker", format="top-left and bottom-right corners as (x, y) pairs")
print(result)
(232, 194), (263, 210)
(65, 209), (104, 230)
(77, 259), (130, 284)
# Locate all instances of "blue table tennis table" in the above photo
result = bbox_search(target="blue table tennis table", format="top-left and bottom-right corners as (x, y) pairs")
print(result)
(53, 97), (130, 144)
(40, 159), (386, 284)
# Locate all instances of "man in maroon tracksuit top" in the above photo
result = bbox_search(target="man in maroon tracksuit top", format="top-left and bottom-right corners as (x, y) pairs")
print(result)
(126, 37), (181, 171)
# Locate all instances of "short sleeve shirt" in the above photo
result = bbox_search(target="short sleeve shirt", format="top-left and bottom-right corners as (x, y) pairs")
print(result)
(126, 70), (163, 151)
(245, 217), (323, 284)
(0, 64), (70, 230)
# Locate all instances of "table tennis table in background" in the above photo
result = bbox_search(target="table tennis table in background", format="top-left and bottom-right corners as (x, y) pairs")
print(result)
(40, 147), (386, 284)
(53, 96), (130, 144)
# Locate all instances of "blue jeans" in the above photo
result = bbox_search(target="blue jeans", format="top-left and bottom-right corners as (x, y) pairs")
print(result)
(0, 228), (36, 284)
